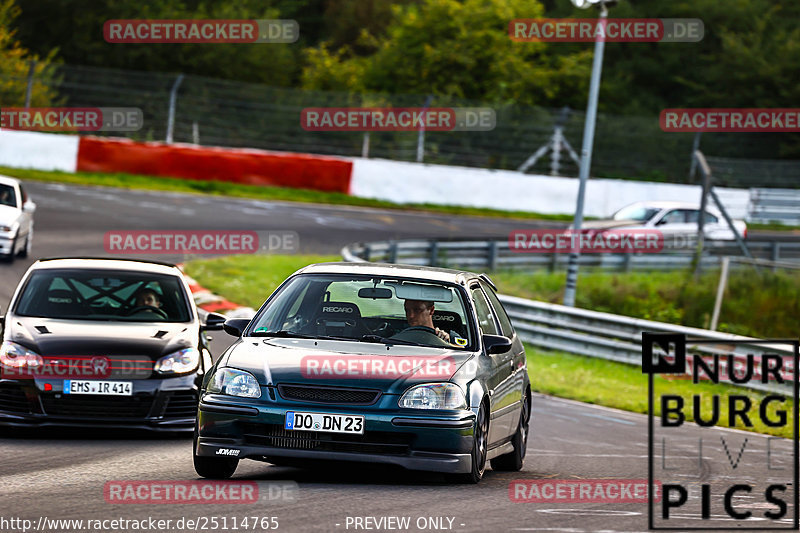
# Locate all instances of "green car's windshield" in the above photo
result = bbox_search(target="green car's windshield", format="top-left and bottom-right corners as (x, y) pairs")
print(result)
(249, 274), (473, 349)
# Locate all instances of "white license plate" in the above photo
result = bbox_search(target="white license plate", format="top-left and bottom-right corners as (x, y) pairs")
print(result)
(285, 411), (364, 434)
(63, 380), (132, 396)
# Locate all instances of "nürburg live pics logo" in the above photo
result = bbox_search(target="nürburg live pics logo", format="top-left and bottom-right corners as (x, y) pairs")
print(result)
(643, 332), (799, 530)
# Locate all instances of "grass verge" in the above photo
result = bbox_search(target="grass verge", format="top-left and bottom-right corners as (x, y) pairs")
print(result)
(0, 165), (575, 222)
(491, 268), (800, 338)
(528, 347), (791, 438)
(183, 254), (340, 309)
(185, 254), (793, 439)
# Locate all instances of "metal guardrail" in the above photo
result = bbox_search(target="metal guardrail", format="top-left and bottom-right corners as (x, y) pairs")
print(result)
(749, 188), (800, 225)
(343, 238), (800, 272)
(341, 240), (796, 394)
(498, 294), (793, 395)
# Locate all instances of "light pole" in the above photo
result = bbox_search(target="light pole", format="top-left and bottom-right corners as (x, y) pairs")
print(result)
(562, 0), (614, 307)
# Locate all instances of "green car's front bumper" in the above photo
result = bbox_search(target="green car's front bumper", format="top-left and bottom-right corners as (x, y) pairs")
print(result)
(196, 392), (476, 474)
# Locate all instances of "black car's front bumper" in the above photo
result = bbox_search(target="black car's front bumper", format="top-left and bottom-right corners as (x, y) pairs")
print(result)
(0, 375), (199, 431)
(196, 395), (476, 474)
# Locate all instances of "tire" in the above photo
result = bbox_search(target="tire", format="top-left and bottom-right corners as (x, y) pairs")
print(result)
(454, 401), (489, 484)
(2, 237), (15, 263)
(193, 429), (238, 479)
(491, 392), (530, 472)
(17, 233), (30, 258)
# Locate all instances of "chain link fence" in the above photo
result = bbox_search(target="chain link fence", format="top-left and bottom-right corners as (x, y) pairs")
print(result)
(4, 62), (799, 186)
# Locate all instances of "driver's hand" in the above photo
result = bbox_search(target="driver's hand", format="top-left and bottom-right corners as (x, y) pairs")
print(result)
(434, 327), (451, 342)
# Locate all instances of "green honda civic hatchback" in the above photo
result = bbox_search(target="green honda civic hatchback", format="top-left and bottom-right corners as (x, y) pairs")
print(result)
(194, 262), (530, 483)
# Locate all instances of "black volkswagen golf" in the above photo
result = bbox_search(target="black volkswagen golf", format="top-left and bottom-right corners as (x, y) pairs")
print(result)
(0, 258), (225, 431)
(195, 262), (531, 483)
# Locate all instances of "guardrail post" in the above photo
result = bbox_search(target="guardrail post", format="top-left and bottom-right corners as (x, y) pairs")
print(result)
(771, 241), (780, 272)
(363, 244), (371, 262)
(488, 241), (498, 270)
(429, 241), (439, 267)
(389, 241), (398, 264)
(623, 252), (632, 272)
(550, 252), (559, 272)
(166, 73), (185, 144)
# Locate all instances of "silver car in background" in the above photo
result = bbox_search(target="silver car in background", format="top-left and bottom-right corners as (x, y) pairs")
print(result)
(0, 175), (36, 261)
(581, 201), (747, 241)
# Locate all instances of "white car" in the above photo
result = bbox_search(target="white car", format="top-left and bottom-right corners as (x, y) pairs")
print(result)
(581, 201), (747, 241)
(0, 175), (35, 261)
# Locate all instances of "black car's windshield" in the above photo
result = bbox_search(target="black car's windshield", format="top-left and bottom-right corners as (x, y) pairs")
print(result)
(15, 268), (192, 322)
(249, 274), (473, 349)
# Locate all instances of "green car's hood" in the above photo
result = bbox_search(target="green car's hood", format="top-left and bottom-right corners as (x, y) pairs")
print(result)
(223, 337), (476, 395)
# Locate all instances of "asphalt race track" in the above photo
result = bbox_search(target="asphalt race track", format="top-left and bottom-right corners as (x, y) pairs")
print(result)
(0, 181), (794, 532)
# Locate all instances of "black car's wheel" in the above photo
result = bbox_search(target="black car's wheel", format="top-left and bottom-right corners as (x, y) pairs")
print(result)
(193, 429), (238, 479)
(17, 234), (30, 258)
(455, 402), (488, 484)
(491, 392), (530, 472)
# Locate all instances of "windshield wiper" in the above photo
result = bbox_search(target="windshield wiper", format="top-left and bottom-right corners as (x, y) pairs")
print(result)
(359, 334), (425, 347)
(249, 330), (355, 341)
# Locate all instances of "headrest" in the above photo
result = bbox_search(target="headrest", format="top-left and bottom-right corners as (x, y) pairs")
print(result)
(317, 301), (361, 318)
(432, 310), (463, 328)
(46, 289), (76, 305)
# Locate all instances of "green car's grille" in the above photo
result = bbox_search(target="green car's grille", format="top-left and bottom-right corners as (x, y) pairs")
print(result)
(241, 423), (413, 455)
(277, 384), (380, 405)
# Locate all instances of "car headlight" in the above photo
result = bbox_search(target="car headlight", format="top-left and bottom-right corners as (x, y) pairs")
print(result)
(0, 340), (42, 368)
(207, 368), (261, 398)
(0, 222), (19, 234)
(398, 383), (466, 410)
(154, 347), (199, 375)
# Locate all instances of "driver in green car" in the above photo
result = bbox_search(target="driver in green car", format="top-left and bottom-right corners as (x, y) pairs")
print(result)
(393, 299), (454, 346)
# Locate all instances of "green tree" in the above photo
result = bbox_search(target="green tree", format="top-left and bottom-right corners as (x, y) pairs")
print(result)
(302, 0), (592, 107)
(12, 0), (299, 86)
(0, 0), (59, 106)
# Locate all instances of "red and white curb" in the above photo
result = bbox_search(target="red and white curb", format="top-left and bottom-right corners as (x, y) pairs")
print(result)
(177, 264), (255, 319)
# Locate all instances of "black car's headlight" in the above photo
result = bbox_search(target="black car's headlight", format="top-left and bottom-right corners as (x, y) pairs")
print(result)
(0, 340), (42, 369)
(398, 383), (466, 409)
(154, 347), (199, 375)
(207, 368), (261, 398)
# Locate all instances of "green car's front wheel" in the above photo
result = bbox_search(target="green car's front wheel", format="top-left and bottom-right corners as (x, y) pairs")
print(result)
(454, 402), (488, 484)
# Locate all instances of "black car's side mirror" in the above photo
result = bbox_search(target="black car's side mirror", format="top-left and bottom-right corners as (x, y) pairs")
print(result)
(483, 334), (512, 355)
(223, 318), (251, 337)
(201, 312), (227, 331)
